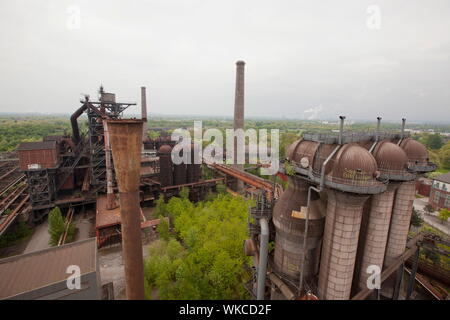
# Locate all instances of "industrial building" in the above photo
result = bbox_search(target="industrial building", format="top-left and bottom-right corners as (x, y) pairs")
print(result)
(0, 86), (220, 247)
(0, 61), (448, 300)
(245, 116), (441, 300)
(429, 173), (450, 210)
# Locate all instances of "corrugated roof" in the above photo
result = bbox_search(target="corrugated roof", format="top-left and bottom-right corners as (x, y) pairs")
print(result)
(17, 141), (57, 151)
(435, 172), (450, 184)
(0, 238), (96, 299)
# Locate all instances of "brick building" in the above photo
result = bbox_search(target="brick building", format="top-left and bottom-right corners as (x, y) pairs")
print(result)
(429, 173), (450, 210)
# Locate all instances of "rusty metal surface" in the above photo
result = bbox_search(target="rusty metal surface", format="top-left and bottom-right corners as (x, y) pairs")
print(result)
(288, 140), (321, 168)
(158, 145), (173, 187)
(328, 143), (379, 187)
(0, 238), (97, 300)
(107, 119), (145, 300)
(399, 138), (429, 163)
(272, 177), (324, 282)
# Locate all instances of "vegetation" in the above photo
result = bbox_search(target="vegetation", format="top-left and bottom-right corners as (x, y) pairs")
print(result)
(0, 222), (33, 249)
(144, 191), (253, 299)
(410, 208), (424, 227)
(438, 209), (450, 224)
(47, 207), (75, 246)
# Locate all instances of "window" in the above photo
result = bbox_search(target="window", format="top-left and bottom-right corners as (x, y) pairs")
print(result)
(433, 191), (440, 203)
(445, 196), (450, 208)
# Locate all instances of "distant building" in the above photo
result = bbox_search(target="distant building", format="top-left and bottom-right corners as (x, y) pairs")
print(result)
(416, 177), (432, 197)
(429, 173), (450, 210)
(0, 238), (101, 300)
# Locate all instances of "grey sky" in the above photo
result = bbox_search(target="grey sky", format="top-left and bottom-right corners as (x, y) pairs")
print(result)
(0, 0), (449, 122)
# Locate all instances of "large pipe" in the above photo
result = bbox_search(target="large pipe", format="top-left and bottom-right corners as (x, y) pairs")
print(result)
(70, 102), (88, 144)
(141, 86), (148, 142)
(298, 185), (321, 294)
(376, 117), (382, 142)
(401, 118), (406, 139)
(338, 116), (345, 145)
(233, 60), (245, 192)
(257, 217), (269, 300)
(107, 119), (145, 300)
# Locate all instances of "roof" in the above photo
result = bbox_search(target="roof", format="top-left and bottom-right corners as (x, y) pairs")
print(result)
(435, 172), (450, 184)
(17, 141), (57, 151)
(0, 238), (97, 299)
(96, 194), (145, 229)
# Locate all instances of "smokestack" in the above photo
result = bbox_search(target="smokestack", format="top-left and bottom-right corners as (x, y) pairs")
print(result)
(107, 119), (145, 300)
(141, 87), (148, 142)
(234, 60), (245, 191)
(401, 118), (406, 139)
(376, 117), (382, 142)
(338, 116), (345, 145)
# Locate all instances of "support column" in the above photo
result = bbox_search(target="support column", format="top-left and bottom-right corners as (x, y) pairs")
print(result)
(382, 180), (416, 298)
(318, 190), (368, 300)
(357, 184), (398, 290)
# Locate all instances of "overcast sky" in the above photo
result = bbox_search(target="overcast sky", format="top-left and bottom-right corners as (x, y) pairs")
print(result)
(0, 1), (449, 122)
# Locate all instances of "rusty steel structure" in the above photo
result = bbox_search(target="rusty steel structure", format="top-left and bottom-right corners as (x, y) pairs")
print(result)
(107, 119), (145, 300)
(246, 116), (438, 301)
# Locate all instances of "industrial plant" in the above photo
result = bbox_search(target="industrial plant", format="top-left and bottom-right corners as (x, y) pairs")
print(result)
(0, 61), (448, 301)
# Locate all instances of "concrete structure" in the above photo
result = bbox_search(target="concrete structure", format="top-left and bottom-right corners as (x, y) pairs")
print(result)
(233, 60), (245, 192)
(356, 184), (397, 290)
(354, 140), (411, 291)
(384, 180), (417, 267)
(318, 190), (368, 300)
(429, 173), (450, 210)
(0, 238), (100, 300)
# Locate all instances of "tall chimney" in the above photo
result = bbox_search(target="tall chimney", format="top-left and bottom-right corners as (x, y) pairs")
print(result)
(338, 116), (345, 145)
(233, 60), (245, 191)
(141, 86), (148, 142)
(401, 118), (406, 139)
(376, 116), (382, 142)
(107, 119), (145, 300)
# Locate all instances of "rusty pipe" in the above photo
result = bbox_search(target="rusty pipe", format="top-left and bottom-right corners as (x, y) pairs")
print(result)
(338, 115), (345, 145)
(70, 102), (88, 144)
(107, 119), (145, 300)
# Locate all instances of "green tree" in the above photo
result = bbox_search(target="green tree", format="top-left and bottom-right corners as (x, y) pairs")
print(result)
(438, 209), (450, 224)
(154, 194), (168, 217)
(425, 133), (443, 150)
(439, 142), (450, 171)
(143, 194), (252, 299)
(179, 187), (190, 200)
(157, 218), (171, 241)
(48, 207), (66, 246)
(410, 208), (424, 227)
